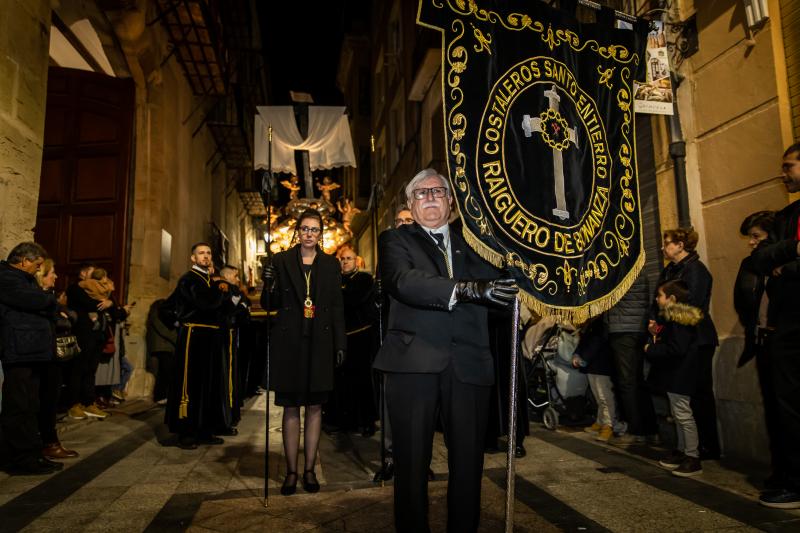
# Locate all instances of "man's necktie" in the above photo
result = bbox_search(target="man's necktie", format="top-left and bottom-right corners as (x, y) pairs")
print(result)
(431, 232), (452, 278)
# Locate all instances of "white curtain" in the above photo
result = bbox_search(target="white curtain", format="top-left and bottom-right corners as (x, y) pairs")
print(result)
(254, 106), (356, 175)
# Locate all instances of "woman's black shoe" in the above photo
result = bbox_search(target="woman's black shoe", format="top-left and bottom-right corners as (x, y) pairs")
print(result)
(280, 472), (298, 495)
(302, 470), (320, 493)
(515, 444), (527, 458)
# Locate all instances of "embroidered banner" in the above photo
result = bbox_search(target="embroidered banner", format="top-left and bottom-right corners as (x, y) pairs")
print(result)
(419, 0), (649, 322)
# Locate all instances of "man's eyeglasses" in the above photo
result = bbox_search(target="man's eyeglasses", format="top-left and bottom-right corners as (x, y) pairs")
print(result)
(412, 186), (447, 200)
(299, 226), (321, 234)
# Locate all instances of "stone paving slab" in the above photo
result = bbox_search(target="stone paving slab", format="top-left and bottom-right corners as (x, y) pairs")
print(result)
(3, 393), (800, 532)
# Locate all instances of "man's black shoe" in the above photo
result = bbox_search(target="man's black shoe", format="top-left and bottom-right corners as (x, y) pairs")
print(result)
(698, 448), (720, 461)
(515, 444), (527, 458)
(373, 460), (394, 482)
(764, 473), (786, 490)
(217, 427), (238, 436)
(759, 489), (800, 509)
(177, 436), (198, 450)
(41, 457), (64, 470)
(6, 457), (60, 476)
(197, 435), (224, 445)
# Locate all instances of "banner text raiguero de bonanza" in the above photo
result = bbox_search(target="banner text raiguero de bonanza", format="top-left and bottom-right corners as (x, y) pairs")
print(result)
(478, 57), (610, 258)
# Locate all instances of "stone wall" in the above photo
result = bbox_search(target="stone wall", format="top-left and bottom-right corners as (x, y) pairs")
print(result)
(101, 3), (257, 399)
(0, 0), (51, 258)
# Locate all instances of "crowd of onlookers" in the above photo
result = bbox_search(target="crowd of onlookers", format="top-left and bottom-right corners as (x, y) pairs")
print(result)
(0, 245), (132, 474)
(552, 143), (800, 509)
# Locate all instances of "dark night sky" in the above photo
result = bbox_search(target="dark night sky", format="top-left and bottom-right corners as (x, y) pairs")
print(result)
(257, 2), (370, 106)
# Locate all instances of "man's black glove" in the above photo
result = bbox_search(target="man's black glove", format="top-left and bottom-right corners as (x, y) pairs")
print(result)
(263, 264), (277, 292)
(336, 349), (346, 368)
(455, 278), (518, 307)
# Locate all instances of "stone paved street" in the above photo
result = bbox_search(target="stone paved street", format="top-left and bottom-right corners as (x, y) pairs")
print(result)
(1, 395), (799, 532)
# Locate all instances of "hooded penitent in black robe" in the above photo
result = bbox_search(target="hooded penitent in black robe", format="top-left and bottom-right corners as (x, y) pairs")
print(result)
(165, 267), (230, 437)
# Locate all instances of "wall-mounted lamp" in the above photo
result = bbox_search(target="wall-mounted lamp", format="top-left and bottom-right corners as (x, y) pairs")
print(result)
(743, 0), (769, 29)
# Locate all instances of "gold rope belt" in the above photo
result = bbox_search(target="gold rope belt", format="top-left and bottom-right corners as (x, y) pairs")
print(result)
(346, 324), (372, 336)
(228, 329), (234, 408)
(179, 323), (220, 419)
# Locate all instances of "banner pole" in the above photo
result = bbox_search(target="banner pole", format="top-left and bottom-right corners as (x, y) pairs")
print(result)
(504, 297), (521, 532)
(368, 177), (388, 486)
(263, 124), (273, 508)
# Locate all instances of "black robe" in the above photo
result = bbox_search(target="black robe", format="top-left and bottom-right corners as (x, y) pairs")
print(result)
(218, 285), (250, 427)
(327, 270), (378, 430)
(165, 268), (229, 436)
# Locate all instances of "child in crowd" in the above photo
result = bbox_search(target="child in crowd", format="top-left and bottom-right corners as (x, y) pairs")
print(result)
(80, 268), (115, 301)
(572, 319), (627, 442)
(645, 279), (704, 477)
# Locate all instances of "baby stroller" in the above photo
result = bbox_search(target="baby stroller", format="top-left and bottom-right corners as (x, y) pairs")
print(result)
(523, 321), (594, 430)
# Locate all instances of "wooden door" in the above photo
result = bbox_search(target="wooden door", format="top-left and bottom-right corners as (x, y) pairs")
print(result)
(35, 67), (135, 300)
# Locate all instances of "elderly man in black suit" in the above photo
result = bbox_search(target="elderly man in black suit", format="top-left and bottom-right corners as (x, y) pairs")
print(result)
(374, 168), (517, 532)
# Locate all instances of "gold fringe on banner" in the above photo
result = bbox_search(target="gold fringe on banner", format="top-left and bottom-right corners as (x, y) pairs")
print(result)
(461, 226), (646, 326)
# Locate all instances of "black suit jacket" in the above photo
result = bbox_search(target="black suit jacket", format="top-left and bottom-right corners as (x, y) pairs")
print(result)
(752, 199), (800, 326)
(373, 222), (499, 386)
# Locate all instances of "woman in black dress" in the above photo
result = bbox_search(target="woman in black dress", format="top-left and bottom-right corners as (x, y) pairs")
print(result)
(261, 209), (346, 495)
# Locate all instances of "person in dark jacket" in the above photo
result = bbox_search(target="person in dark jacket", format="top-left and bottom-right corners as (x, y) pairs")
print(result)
(0, 242), (61, 475)
(650, 227), (720, 460)
(331, 244), (378, 436)
(217, 264), (250, 434)
(64, 262), (112, 420)
(752, 143), (800, 509)
(34, 260), (79, 461)
(604, 274), (658, 443)
(261, 209), (346, 496)
(373, 169), (517, 532)
(734, 211), (775, 366)
(573, 319), (621, 442)
(732, 211), (785, 490)
(146, 298), (178, 404)
(645, 279), (704, 478)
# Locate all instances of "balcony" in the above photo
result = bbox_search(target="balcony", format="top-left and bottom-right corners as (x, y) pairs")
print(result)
(206, 88), (251, 170)
(154, 0), (228, 95)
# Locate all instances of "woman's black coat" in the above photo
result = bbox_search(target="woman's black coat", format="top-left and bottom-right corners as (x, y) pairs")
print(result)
(652, 252), (718, 347)
(261, 245), (346, 394)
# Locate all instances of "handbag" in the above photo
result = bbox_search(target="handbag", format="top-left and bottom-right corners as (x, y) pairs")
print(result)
(55, 334), (80, 361)
(102, 325), (116, 355)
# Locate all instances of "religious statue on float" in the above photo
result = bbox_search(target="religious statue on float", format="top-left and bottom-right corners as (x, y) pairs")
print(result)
(337, 197), (361, 233)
